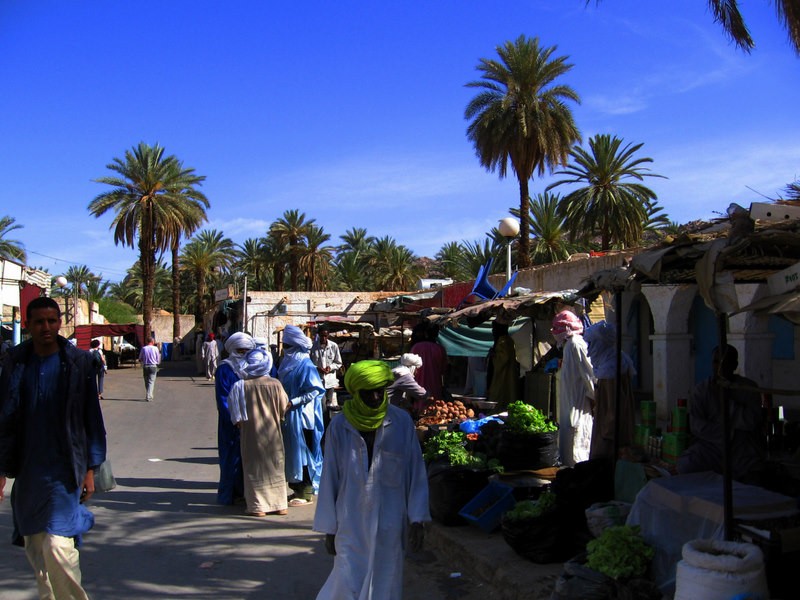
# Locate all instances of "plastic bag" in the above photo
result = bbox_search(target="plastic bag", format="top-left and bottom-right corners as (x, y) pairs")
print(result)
(458, 416), (503, 435)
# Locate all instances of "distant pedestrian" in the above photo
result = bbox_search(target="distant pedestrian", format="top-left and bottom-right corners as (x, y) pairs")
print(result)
(0, 296), (107, 600)
(195, 332), (204, 376)
(314, 360), (430, 600)
(409, 322), (448, 404)
(202, 333), (219, 380)
(90, 338), (107, 400)
(139, 338), (161, 401)
(311, 323), (343, 408)
(228, 347), (290, 517)
(279, 325), (325, 506)
(214, 332), (256, 505)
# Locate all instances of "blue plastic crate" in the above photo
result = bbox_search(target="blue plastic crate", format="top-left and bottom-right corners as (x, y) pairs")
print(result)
(458, 481), (516, 532)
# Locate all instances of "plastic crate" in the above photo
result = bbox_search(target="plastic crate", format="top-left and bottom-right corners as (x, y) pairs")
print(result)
(458, 481), (516, 532)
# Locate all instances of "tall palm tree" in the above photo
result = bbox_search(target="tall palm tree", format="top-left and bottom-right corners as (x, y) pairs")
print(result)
(370, 240), (422, 292)
(333, 251), (368, 291)
(89, 142), (208, 340)
(338, 227), (376, 255)
(118, 260), (173, 313)
(180, 229), (236, 319)
(465, 35), (581, 269)
(460, 238), (500, 279)
(269, 209), (314, 290)
(0, 216), (26, 262)
(549, 134), (665, 250)
(435, 241), (468, 281)
(236, 237), (270, 291)
(512, 192), (576, 265)
(85, 277), (111, 305)
(300, 224), (334, 291)
(259, 232), (289, 291)
(164, 202), (207, 343)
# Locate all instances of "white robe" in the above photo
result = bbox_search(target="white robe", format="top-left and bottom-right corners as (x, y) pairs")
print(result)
(557, 334), (596, 466)
(313, 405), (431, 600)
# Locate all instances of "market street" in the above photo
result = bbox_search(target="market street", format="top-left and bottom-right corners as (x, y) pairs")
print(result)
(0, 357), (499, 600)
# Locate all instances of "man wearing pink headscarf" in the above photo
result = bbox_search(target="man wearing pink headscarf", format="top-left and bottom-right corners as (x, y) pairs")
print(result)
(551, 310), (595, 466)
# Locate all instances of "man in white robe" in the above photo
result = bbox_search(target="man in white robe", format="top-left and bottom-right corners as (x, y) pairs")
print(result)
(313, 360), (430, 600)
(552, 310), (595, 466)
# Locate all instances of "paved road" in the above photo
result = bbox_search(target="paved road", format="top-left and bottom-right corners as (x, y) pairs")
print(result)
(0, 358), (491, 599)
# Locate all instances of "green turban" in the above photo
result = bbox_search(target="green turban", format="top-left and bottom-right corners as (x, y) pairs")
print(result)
(342, 360), (395, 431)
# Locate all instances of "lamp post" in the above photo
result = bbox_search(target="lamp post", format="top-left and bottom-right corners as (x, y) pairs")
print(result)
(55, 276), (77, 326)
(498, 217), (520, 283)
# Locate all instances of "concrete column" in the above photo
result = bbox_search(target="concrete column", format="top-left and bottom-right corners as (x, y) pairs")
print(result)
(728, 284), (773, 388)
(640, 284), (697, 421)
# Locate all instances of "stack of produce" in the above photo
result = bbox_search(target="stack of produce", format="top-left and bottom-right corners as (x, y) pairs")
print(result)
(417, 399), (475, 426)
(496, 401), (559, 470)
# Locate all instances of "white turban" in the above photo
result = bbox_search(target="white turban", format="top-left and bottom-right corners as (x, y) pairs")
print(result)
(400, 353), (423, 369)
(282, 325), (311, 351)
(224, 332), (255, 355)
(240, 347), (273, 379)
(253, 337), (269, 349)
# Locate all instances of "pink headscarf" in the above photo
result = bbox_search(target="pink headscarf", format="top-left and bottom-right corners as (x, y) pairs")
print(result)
(551, 310), (584, 345)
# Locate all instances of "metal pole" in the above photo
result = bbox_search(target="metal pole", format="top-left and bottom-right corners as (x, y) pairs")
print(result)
(718, 313), (734, 541)
(506, 239), (512, 283)
(242, 276), (248, 333)
(614, 291), (623, 465)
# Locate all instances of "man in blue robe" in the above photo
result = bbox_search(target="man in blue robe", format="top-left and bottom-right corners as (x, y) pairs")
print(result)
(279, 325), (325, 505)
(0, 296), (106, 599)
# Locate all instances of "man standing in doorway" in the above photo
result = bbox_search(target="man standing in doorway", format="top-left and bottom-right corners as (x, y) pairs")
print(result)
(139, 338), (161, 401)
(0, 296), (107, 599)
(311, 323), (343, 409)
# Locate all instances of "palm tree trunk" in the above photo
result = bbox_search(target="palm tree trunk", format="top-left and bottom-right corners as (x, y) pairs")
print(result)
(196, 269), (205, 320)
(172, 240), (181, 342)
(140, 200), (156, 342)
(518, 179), (532, 269)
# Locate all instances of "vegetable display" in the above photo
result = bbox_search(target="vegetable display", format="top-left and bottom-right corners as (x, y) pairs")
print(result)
(418, 399), (474, 426)
(585, 525), (654, 580)
(504, 401), (557, 434)
(423, 430), (502, 471)
(503, 491), (557, 522)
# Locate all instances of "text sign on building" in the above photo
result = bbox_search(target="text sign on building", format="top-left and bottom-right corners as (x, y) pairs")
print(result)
(768, 261), (800, 295)
(214, 286), (234, 303)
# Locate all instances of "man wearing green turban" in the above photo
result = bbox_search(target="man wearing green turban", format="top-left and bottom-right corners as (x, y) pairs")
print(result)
(313, 360), (430, 600)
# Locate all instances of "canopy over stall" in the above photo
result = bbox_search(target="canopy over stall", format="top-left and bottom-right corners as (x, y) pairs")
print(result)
(580, 210), (800, 541)
(74, 323), (146, 351)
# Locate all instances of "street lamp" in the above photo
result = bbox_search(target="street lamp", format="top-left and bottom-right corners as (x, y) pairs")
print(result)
(55, 276), (77, 326)
(498, 217), (520, 283)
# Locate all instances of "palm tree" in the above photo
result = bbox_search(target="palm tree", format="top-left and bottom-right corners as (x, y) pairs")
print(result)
(300, 224), (334, 291)
(460, 238), (501, 279)
(269, 210), (313, 290)
(338, 227), (376, 255)
(465, 35), (581, 269)
(370, 240), (422, 292)
(333, 251), (368, 291)
(435, 241), (468, 281)
(117, 260), (173, 313)
(164, 202), (207, 343)
(89, 142), (208, 340)
(0, 216), (26, 262)
(258, 232), (289, 291)
(781, 177), (800, 203)
(512, 193), (576, 265)
(85, 277), (111, 305)
(237, 238), (270, 291)
(181, 229), (236, 319)
(549, 134), (665, 250)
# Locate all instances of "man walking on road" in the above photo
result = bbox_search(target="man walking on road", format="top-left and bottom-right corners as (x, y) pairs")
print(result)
(139, 338), (161, 401)
(0, 296), (107, 600)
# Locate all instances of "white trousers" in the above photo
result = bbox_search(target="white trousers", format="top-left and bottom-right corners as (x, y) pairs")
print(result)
(24, 532), (90, 600)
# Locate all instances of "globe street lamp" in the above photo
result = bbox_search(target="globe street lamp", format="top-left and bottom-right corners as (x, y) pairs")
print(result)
(55, 276), (76, 326)
(498, 217), (520, 284)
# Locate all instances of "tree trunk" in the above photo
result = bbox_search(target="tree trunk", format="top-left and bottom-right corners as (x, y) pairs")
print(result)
(195, 269), (205, 320)
(140, 207), (155, 344)
(172, 240), (181, 342)
(517, 179), (532, 269)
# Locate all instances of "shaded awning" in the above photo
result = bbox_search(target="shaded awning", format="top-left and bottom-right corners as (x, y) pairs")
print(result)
(734, 291), (800, 325)
(432, 290), (582, 327)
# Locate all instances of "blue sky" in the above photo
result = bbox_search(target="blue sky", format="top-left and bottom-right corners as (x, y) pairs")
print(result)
(2, 1), (799, 283)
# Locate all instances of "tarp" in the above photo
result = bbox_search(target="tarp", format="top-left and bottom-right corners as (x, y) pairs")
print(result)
(437, 319), (528, 358)
(74, 324), (146, 350)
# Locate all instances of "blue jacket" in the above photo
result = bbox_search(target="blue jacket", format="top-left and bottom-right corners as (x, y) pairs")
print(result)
(0, 336), (107, 488)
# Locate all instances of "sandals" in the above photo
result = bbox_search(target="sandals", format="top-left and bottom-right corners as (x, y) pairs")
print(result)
(288, 498), (313, 507)
(246, 511), (267, 517)
(268, 509), (289, 515)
